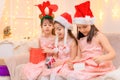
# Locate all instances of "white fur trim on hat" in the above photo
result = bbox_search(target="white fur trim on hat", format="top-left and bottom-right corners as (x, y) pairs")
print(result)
(64, 28), (67, 46)
(54, 16), (72, 30)
(74, 16), (95, 25)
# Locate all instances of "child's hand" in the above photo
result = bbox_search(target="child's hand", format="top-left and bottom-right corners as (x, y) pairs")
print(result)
(52, 61), (62, 67)
(43, 47), (51, 54)
(67, 61), (74, 70)
(93, 55), (105, 64)
(73, 56), (81, 62)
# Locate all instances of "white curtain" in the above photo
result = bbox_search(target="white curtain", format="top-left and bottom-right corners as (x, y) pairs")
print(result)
(0, 0), (5, 18)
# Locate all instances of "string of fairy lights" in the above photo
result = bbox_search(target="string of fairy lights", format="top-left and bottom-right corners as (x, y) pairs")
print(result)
(0, 0), (40, 40)
(10, 0), (40, 40)
(0, 0), (120, 40)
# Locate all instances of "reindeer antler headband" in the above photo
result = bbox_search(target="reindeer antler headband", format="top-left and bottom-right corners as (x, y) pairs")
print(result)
(36, 1), (58, 19)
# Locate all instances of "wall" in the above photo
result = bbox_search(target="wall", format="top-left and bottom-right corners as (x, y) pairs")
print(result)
(0, 0), (120, 40)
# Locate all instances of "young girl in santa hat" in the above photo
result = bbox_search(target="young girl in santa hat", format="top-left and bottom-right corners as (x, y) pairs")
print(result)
(40, 12), (78, 80)
(67, 1), (116, 80)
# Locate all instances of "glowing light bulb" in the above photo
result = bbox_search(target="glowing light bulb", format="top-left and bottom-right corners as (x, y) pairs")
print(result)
(27, 7), (30, 10)
(112, 4), (120, 18)
(99, 10), (104, 20)
(26, 1), (29, 4)
(16, 6), (19, 9)
(12, 16), (15, 19)
(5, 22), (8, 25)
(27, 11), (30, 15)
(4, 17), (8, 20)
(25, 22), (28, 25)
(13, 27), (16, 30)
(14, 22), (17, 25)
(16, 0), (19, 2)
(105, 0), (109, 3)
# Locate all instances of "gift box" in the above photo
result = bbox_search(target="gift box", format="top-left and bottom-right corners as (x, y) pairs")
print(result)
(30, 48), (46, 64)
(45, 57), (55, 69)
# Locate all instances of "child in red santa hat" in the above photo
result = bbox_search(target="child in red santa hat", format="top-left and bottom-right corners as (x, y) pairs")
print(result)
(67, 1), (116, 80)
(41, 12), (78, 80)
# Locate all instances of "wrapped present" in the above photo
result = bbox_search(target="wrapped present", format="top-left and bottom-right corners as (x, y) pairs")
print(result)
(45, 57), (55, 69)
(30, 48), (46, 64)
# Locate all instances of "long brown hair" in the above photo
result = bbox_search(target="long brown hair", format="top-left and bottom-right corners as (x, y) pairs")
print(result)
(77, 24), (99, 43)
(54, 21), (78, 45)
(68, 30), (78, 45)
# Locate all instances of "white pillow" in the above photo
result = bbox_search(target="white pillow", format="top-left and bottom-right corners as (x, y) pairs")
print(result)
(0, 41), (14, 58)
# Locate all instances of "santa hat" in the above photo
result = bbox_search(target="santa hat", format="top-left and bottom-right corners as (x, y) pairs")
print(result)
(74, 1), (95, 24)
(54, 12), (72, 47)
(36, 1), (58, 19)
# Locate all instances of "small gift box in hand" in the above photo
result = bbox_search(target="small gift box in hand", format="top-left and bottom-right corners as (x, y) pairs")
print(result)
(45, 57), (55, 69)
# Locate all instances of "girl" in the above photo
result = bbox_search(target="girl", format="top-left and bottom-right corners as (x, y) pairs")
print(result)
(67, 1), (116, 80)
(20, 15), (55, 80)
(16, 1), (59, 80)
(42, 12), (78, 80)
